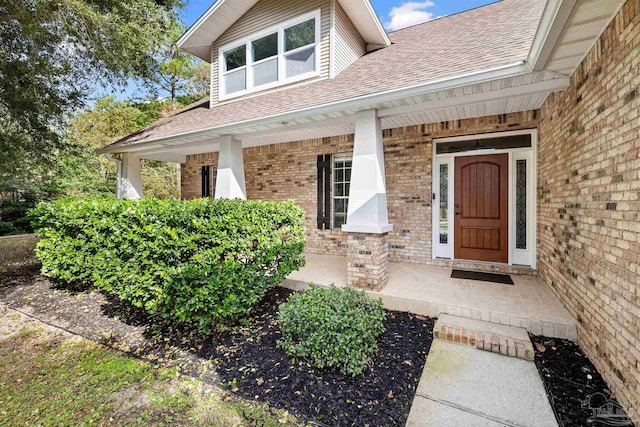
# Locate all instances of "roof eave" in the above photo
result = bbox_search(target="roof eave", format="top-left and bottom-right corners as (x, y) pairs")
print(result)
(337, 0), (390, 48)
(528, 0), (626, 74)
(177, 0), (390, 62)
(97, 60), (533, 155)
(527, 0), (577, 70)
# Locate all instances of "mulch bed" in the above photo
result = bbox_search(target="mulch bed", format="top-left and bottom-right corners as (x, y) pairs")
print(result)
(531, 335), (635, 427)
(1, 271), (434, 427)
(199, 288), (434, 427)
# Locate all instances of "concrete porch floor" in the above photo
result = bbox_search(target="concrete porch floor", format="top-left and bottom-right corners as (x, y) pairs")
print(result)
(282, 253), (577, 341)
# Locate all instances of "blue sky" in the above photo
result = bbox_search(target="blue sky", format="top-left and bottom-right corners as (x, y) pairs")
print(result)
(107, 0), (495, 101)
(180, 0), (496, 30)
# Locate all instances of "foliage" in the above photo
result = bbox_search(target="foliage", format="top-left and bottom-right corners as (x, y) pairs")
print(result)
(277, 285), (386, 376)
(0, 0), (183, 179)
(186, 62), (212, 100)
(147, 22), (208, 103)
(62, 96), (179, 200)
(30, 198), (306, 330)
(0, 96), (183, 236)
(0, 191), (39, 235)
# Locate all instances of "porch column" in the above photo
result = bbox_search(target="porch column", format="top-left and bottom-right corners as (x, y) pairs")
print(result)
(118, 153), (143, 200)
(342, 109), (392, 291)
(215, 135), (246, 199)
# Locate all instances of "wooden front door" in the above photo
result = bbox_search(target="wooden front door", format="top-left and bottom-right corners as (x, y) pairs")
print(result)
(454, 153), (509, 263)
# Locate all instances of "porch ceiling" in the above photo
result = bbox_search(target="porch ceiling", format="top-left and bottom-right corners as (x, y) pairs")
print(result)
(137, 71), (568, 163)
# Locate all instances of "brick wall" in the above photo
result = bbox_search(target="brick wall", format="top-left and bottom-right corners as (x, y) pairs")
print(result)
(346, 233), (390, 291)
(537, 0), (640, 419)
(182, 112), (538, 263)
(181, 152), (219, 200)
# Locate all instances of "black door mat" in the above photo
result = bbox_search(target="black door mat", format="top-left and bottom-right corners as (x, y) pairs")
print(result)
(451, 269), (514, 285)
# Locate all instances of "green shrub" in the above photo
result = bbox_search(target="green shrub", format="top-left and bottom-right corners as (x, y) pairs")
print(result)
(0, 191), (40, 236)
(30, 198), (306, 330)
(277, 285), (386, 376)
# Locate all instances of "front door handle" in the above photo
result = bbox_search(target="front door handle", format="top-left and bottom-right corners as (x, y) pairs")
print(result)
(455, 212), (461, 215)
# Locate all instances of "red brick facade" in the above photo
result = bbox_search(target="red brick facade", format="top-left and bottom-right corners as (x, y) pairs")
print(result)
(537, 0), (640, 418)
(182, 112), (538, 264)
(179, 1), (640, 417)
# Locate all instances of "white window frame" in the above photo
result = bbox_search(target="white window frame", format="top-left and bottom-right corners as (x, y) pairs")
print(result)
(218, 9), (321, 101)
(332, 153), (352, 230)
(433, 158), (454, 259)
(431, 129), (537, 268)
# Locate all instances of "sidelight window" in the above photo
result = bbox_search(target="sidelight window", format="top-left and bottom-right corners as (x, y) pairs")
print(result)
(515, 159), (527, 249)
(439, 164), (449, 244)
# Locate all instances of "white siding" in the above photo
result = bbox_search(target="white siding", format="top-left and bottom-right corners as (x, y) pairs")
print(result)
(210, 0), (331, 106)
(333, 1), (366, 76)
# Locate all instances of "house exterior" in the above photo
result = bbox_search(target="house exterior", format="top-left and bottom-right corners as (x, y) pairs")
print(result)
(98, 0), (640, 418)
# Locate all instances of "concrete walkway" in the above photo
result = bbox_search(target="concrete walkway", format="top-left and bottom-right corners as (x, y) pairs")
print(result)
(284, 253), (577, 340)
(406, 340), (558, 427)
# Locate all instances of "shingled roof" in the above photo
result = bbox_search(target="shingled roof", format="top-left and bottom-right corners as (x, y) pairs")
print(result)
(103, 0), (546, 151)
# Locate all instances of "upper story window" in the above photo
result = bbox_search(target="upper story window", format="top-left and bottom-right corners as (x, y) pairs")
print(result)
(219, 10), (321, 100)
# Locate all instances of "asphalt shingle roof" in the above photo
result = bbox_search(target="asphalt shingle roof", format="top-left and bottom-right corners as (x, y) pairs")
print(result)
(105, 0), (546, 150)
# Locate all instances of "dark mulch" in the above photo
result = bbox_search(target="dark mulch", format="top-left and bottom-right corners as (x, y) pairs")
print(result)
(1, 271), (434, 427)
(108, 287), (435, 426)
(199, 288), (434, 427)
(531, 335), (635, 427)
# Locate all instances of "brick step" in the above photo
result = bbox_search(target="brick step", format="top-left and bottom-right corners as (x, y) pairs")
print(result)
(434, 314), (535, 361)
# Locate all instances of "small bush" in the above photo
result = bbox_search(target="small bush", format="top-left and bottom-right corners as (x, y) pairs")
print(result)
(277, 285), (386, 376)
(30, 198), (306, 330)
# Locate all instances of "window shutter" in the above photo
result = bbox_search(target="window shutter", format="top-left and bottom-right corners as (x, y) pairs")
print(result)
(317, 155), (331, 229)
(201, 166), (211, 197)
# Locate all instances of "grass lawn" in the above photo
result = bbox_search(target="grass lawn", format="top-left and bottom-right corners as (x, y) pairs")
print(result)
(0, 311), (302, 426)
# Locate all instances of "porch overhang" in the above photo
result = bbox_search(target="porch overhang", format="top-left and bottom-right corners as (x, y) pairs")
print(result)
(97, 64), (570, 163)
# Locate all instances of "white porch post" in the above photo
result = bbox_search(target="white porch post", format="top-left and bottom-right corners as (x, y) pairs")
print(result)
(342, 109), (392, 291)
(215, 135), (246, 199)
(342, 109), (392, 233)
(118, 153), (144, 200)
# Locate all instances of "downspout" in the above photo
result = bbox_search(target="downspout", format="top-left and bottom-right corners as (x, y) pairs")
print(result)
(105, 153), (122, 199)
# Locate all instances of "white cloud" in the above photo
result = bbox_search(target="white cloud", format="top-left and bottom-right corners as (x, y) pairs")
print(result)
(384, 1), (437, 31)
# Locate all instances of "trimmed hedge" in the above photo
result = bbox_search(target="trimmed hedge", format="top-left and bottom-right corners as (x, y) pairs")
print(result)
(30, 198), (306, 330)
(277, 285), (386, 376)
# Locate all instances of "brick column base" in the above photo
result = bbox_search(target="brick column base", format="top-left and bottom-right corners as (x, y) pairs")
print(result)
(346, 232), (389, 291)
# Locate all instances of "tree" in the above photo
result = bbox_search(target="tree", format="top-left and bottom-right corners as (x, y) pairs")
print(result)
(0, 0), (183, 180)
(152, 23), (196, 103)
(147, 22), (209, 107)
(188, 61), (211, 99)
(61, 97), (180, 199)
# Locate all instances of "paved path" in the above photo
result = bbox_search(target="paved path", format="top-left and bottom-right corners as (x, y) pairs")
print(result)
(406, 340), (558, 427)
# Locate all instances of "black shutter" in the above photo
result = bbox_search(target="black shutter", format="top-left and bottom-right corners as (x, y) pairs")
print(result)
(201, 166), (211, 197)
(317, 155), (331, 229)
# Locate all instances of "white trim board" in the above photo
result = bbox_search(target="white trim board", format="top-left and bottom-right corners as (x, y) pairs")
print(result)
(217, 9), (322, 101)
(98, 62), (546, 155)
(431, 129), (537, 269)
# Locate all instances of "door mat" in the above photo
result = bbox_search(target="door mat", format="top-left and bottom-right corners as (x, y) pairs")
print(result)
(451, 269), (514, 285)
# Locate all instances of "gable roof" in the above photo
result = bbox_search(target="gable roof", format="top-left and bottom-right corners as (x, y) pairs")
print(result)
(179, 0), (390, 61)
(101, 0), (546, 152)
